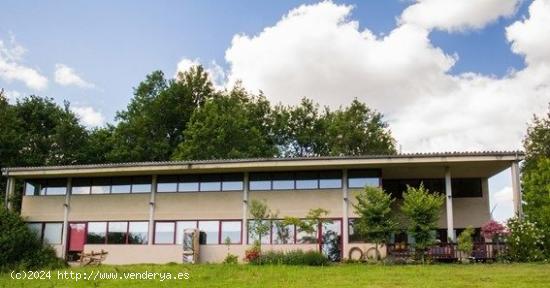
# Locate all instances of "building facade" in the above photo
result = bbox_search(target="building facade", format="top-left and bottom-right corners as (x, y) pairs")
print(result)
(2, 151), (523, 264)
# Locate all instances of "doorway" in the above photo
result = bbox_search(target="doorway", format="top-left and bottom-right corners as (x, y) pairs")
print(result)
(320, 219), (342, 262)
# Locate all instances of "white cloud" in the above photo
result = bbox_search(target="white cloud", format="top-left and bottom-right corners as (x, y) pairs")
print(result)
(71, 106), (105, 127)
(222, 0), (550, 152)
(175, 58), (226, 89)
(0, 36), (48, 90)
(3, 89), (22, 103)
(400, 0), (520, 32)
(54, 63), (94, 88)
(491, 186), (514, 222)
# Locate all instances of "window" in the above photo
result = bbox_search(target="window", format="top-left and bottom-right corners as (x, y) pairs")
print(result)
(348, 219), (365, 243)
(249, 173), (271, 190)
(107, 222), (128, 244)
(43, 223), (63, 244)
(452, 178), (482, 198)
(222, 173), (244, 191)
(179, 175), (199, 192)
(128, 222), (148, 244)
(91, 178), (111, 194)
(248, 220), (271, 244)
(71, 178), (91, 195)
(348, 170), (380, 188)
(155, 222), (175, 244)
(24, 180), (43, 196)
(27, 223), (43, 239)
(176, 221), (197, 245)
(199, 221), (219, 244)
(221, 221), (242, 244)
(87, 222), (107, 244)
(272, 172), (294, 190)
(296, 225), (317, 244)
(319, 170), (342, 189)
(272, 220), (295, 244)
(131, 176), (152, 193)
(40, 179), (67, 195)
(111, 177), (132, 194)
(295, 171), (318, 189)
(157, 175), (178, 192)
(200, 174), (221, 191)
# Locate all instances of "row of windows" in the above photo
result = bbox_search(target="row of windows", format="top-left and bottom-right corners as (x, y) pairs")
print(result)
(86, 221), (149, 245)
(249, 170), (380, 190)
(27, 222), (63, 245)
(154, 220), (242, 245)
(382, 178), (483, 198)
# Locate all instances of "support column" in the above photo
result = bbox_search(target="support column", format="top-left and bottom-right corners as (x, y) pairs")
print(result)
(242, 172), (249, 246)
(342, 169), (349, 259)
(4, 176), (12, 210)
(445, 167), (455, 242)
(511, 161), (523, 219)
(148, 175), (157, 245)
(6, 177), (15, 211)
(61, 178), (71, 260)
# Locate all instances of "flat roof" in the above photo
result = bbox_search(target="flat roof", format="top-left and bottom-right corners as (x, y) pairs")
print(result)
(1, 151), (524, 179)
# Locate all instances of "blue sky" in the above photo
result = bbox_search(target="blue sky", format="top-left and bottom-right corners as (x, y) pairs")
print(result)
(1, 0), (548, 221)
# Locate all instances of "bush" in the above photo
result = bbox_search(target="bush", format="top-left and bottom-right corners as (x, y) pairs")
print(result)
(244, 244), (261, 263)
(457, 226), (474, 261)
(250, 250), (330, 266)
(505, 216), (544, 262)
(223, 254), (239, 264)
(0, 207), (66, 271)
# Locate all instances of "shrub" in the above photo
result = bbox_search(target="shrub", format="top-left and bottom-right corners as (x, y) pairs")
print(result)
(0, 207), (66, 271)
(244, 244), (261, 263)
(249, 249), (329, 266)
(223, 254), (239, 264)
(457, 226), (474, 261)
(481, 220), (508, 242)
(505, 216), (544, 262)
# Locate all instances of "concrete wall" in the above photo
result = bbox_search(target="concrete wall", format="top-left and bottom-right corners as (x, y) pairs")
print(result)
(69, 194), (150, 221)
(249, 189), (342, 218)
(21, 196), (65, 221)
(155, 192), (242, 220)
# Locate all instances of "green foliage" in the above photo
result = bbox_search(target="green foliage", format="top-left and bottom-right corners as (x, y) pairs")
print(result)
(0, 207), (66, 271)
(522, 157), (550, 258)
(523, 105), (550, 173)
(353, 186), (396, 256)
(457, 226), (474, 257)
(222, 254), (239, 264)
(172, 86), (277, 160)
(248, 199), (275, 247)
(506, 217), (545, 262)
(283, 208), (330, 235)
(250, 250), (330, 266)
(401, 183), (444, 260)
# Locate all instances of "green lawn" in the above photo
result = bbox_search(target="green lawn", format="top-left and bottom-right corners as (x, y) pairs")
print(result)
(1, 263), (549, 288)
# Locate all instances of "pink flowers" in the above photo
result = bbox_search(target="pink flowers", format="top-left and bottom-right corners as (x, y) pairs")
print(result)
(481, 220), (508, 240)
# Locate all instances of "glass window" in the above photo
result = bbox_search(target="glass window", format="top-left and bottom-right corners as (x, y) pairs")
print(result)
(132, 176), (151, 193)
(107, 222), (128, 244)
(157, 175), (178, 193)
(297, 225), (318, 244)
(452, 178), (482, 198)
(295, 171), (318, 189)
(348, 219), (366, 243)
(128, 222), (148, 244)
(200, 174), (221, 191)
(87, 222), (107, 244)
(91, 178), (111, 194)
(248, 220), (271, 244)
(45, 179), (67, 195)
(71, 178), (91, 195)
(24, 180), (42, 196)
(27, 223), (43, 239)
(176, 221), (197, 245)
(222, 173), (244, 191)
(249, 173), (271, 190)
(221, 221), (242, 244)
(111, 177), (132, 194)
(198, 221), (219, 244)
(272, 220), (295, 244)
(179, 175), (199, 192)
(348, 170), (380, 188)
(155, 222), (175, 244)
(272, 172), (294, 190)
(43, 223), (63, 244)
(319, 170), (342, 189)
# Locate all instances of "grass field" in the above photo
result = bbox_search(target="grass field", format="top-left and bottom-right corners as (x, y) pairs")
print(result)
(1, 263), (549, 288)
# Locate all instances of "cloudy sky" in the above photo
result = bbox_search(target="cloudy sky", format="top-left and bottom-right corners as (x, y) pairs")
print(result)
(1, 0), (549, 221)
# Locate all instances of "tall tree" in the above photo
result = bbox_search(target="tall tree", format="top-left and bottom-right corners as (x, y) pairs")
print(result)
(523, 105), (550, 172)
(172, 86), (277, 160)
(110, 66), (214, 162)
(325, 99), (396, 155)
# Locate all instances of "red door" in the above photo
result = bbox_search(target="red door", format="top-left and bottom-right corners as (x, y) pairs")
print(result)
(68, 223), (86, 252)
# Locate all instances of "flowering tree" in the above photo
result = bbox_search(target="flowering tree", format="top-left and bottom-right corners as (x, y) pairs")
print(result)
(481, 220), (507, 242)
(506, 217), (544, 262)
